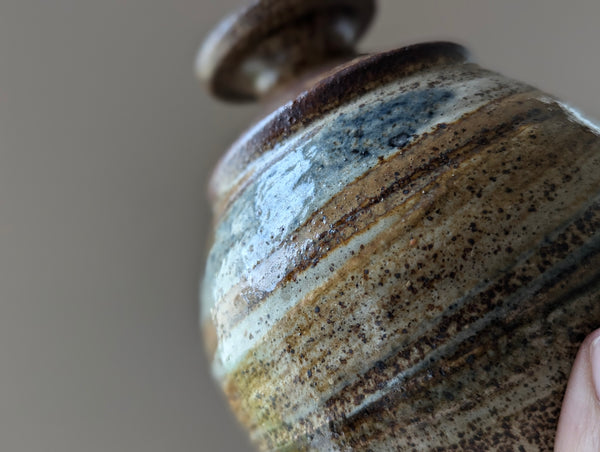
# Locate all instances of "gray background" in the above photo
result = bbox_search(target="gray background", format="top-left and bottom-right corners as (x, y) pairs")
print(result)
(0, 1), (599, 451)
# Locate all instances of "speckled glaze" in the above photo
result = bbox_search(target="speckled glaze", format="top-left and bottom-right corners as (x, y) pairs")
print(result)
(199, 2), (600, 451)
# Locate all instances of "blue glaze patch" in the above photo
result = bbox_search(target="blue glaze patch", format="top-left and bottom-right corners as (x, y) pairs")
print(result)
(203, 88), (455, 314)
(323, 89), (454, 164)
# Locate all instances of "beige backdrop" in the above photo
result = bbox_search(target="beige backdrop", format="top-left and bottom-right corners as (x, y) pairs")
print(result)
(0, 1), (599, 451)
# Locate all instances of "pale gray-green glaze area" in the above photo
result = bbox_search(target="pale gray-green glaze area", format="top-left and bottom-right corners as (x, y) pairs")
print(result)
(202, 70), (524, 318)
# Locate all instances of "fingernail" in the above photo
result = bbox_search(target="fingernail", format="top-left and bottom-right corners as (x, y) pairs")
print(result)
(591, 336), (600, 402)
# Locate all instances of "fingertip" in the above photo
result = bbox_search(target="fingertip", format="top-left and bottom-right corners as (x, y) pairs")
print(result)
(588, 330), (600, 403)
(555, 328), (600, 452)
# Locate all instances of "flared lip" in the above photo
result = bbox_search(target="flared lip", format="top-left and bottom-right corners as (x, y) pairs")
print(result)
(209, 41), (469, 202)
(197, 0), (377, 102)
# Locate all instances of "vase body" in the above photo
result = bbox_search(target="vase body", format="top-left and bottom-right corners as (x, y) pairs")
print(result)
(201, 44), (600, 451)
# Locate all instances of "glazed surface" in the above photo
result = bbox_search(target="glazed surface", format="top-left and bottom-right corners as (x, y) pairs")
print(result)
(202, 60), (600, 450)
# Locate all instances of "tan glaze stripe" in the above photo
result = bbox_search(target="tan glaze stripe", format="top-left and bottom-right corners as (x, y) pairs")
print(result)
(220, 106), (600, 450)
(213, 90), (559, 334)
